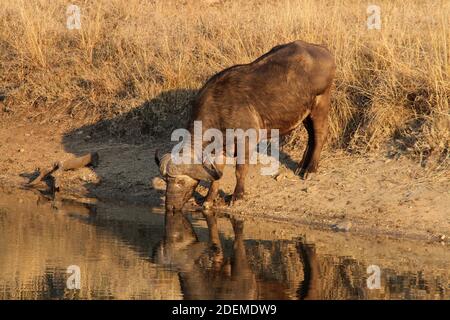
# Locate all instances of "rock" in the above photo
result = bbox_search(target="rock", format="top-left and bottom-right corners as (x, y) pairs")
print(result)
(274, 173), (284, 181)
(332, 220), (352, 232)
(203, 201), (213, 210)
(284, 170), (297, 179)
(18, 148), (25, 153)
(302, 185), (318, 193)
(152, 176), (166, 190)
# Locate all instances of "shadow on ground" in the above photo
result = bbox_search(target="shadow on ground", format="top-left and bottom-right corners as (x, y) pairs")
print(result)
(57, 88), (305, 205)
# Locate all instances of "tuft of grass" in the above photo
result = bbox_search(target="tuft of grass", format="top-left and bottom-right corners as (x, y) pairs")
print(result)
(0, 0), (448, 163)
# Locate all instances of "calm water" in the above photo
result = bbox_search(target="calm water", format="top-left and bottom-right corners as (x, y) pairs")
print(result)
(0, 189), (448, 300)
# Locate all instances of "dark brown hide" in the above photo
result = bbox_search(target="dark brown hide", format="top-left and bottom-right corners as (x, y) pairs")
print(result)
(160, 40), (335, 210)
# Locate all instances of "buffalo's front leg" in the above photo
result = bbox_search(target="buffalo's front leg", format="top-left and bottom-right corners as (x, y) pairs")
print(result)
(229, 163), (249, 205)
(296, 116), (314, 177)
(203, 180), (220, 209)
(229, 134), (255, 206)
(203, 162), (224, 209)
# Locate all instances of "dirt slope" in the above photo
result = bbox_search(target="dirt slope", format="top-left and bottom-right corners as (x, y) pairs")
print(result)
(0, 123), (448, 243)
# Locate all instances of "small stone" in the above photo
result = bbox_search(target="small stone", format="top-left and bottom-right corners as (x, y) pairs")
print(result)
(274, 174), (284, 181)
(284, 170), (296, 179)
(18, 148), (25, 153)
(202, 201), (213, 209)
(303, 185), (318, 193)
(152, 176), (166, 190)
(332, 220), (352, 232)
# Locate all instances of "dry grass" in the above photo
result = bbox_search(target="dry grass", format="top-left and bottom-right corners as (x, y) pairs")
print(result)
(0, 0), (448, 163)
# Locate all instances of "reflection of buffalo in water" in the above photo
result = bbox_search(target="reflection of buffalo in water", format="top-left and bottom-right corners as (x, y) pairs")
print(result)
(153, 212), (258, 299)
(152, 210), (320, 300)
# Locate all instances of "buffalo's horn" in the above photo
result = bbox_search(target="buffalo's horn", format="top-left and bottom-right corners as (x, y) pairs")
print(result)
(158, 153), (223, 181)
(154, 150), (161, 167)
(178, 161), (223, 181)
(202, 161), (223, 180)
(157, 153), (173, 176)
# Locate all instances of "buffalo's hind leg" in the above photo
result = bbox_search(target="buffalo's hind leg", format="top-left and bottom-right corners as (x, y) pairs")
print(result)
(296, 88), (331, 179)
(295, 116), (314, 177)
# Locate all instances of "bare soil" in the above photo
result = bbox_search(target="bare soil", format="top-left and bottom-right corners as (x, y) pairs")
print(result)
(0, 122), (448, 244)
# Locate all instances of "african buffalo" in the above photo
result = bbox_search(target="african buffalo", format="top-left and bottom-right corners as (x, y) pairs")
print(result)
(155, 40), (335, 211)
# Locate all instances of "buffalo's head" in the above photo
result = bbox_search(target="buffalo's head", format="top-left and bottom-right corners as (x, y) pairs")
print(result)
(155, 151), (222, 212)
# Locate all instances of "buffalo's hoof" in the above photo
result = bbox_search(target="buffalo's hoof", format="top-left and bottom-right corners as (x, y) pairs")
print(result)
(202, 200), (214, 210)
(228, 192), (244, 206)
(297, 169), (315, 180)
(300, 170), (310, 180)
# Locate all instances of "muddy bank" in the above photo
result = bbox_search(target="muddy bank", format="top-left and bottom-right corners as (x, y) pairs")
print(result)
(0, 124), (449, 243)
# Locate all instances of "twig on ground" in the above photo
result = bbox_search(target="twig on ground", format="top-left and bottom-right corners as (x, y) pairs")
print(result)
(26, 152), (99, 191)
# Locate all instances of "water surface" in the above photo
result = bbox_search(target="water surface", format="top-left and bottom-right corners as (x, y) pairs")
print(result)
(0, 189), (448, 300)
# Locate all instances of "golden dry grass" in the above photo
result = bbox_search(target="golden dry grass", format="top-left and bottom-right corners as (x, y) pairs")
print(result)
(0, 0), (448, 162)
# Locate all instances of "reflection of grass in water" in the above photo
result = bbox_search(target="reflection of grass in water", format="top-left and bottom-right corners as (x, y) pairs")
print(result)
(0, 198), (181, 300)
(383, 269), (448, 300)
(246, 240), (449, 300)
